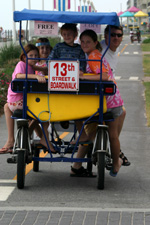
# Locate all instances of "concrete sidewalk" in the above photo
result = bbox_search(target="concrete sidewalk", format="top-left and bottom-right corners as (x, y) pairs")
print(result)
(0, 208), (149, 225)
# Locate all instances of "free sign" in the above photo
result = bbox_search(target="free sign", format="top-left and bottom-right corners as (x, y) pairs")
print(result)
(48, 60), (79, 91)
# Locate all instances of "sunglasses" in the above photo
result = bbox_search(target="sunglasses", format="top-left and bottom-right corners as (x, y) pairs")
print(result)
(111, 33), (123, 38)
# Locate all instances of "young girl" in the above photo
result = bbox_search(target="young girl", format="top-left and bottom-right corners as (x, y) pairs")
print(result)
(71, 30), (125, 177)
(0, 44), (54, 153)
(35, 37), (52, 76)
(29, 38), (56, 153)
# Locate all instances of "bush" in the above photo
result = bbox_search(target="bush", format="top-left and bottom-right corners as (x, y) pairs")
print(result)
(0, 43), (21, 67)
(0, 72), (11, 115)
(143, 38), (150, 44)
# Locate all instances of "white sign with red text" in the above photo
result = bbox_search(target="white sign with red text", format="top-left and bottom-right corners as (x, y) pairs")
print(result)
(48, 60), (79, 91)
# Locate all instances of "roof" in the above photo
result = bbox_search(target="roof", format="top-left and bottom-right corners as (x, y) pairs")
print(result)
(14, 9), (120, 26)
(120, 11), (134, 17)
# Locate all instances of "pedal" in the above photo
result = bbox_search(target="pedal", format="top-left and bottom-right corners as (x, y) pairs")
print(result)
(7, 156), (17, 164)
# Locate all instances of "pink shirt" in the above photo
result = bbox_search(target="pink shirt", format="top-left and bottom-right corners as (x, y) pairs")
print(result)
(35, 62), (46, 76)
(87, 49), (124, 109)
(7, 61), (34, 103)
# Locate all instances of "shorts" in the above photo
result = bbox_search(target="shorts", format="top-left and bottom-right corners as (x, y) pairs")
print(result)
(107, 106), (123, 119)
(8, 99), (23, 113)
(84, 106), (124, 137)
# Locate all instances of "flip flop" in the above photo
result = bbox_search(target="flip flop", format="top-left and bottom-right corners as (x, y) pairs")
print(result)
(109, 167), (118, 177)
(0, 147), (13, 154)
(36, 143), (57, 154)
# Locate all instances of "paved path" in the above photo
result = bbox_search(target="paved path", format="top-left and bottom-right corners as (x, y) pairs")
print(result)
(0, 38), (150, 225)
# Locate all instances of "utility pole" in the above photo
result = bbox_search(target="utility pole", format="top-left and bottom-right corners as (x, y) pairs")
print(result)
(74, 0), (76, 11)
(12, 0), (16, 43)
(28, 0), (31, 41)
(42, 0), (44, 10)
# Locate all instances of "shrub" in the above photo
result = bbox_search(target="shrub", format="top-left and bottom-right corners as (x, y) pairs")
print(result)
(0, 72), (11, 114)
(143, 38), (150, 44)
(0, 44), (21, 67)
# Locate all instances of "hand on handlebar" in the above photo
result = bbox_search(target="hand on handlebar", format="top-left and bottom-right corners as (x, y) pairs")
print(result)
(36, 75), (47, 83)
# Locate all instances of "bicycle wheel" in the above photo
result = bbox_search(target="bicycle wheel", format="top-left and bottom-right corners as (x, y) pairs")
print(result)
(33, 148), (39, 172)
(17, 127), (28, 189)
(96, 128), (107, 190)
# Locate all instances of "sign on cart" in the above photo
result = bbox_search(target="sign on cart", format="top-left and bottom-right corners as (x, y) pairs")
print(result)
(48, 60), (79, 91)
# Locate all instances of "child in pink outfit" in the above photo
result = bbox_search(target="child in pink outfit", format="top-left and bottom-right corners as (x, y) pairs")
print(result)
(0, 44), (55, 153)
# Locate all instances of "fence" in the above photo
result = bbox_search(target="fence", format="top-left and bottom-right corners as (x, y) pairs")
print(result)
(0, 30), (27, 42)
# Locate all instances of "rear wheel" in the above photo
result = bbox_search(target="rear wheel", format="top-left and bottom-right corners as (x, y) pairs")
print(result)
(17, 127), (29, 189)
(96, 128), (107, 190)
(33, 148), (40, 172)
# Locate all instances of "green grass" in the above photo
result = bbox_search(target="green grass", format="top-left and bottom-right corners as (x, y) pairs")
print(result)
(141, 43), (150, 51)
(143, 54), (150, 76)
(144, 82), (150, 126)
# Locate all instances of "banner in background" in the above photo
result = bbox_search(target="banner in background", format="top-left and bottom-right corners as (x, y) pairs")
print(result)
(34, 21), (58, 36)
(80, 24), (101, 33)
(78, 5), (91, 12)
(54, 0), (71, 11)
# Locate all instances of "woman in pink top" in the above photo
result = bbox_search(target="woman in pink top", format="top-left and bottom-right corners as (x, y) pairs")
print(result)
(71, 30), (125, 177)
(0, 44), (55, 153)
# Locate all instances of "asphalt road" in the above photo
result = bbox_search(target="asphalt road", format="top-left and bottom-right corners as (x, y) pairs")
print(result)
(0, 35), (150, 224)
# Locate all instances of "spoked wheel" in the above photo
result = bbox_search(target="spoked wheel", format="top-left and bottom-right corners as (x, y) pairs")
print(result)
(17, 126), (29, 189)
(33, 148), (39, 172)
(17, 150), (26, 189)
(95, 127), (107, 190)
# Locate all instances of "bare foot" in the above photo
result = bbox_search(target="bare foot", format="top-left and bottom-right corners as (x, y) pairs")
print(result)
(39, 140), (56, 153)
(113, 158), (123, 174)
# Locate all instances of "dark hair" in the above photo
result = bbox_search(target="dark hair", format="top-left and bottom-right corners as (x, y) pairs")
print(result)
(105, 25), (123, 35)
(60, 23), (78, 35)
(20, 44), (39, 61)
(80, 29), (102, 51)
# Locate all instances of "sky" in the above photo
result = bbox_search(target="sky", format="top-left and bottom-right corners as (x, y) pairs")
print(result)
(0, 0), (127, 30)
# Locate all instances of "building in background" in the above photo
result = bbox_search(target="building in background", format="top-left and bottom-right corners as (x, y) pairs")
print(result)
(127, 0), (150, 30)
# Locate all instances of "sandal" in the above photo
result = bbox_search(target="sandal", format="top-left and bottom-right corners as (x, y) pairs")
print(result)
(0, 147), (13, 154)
(70, 166), (97, 177)
(119, 150), (131, 166)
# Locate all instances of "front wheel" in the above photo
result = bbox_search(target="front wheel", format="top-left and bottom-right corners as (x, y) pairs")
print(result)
(17, 151), (26, 189)
(17, 126), (29, 189)
(95, 127), (107, 190)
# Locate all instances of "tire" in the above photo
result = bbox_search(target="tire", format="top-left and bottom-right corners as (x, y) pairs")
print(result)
(96, 128), (107, 190)
(86, 144), (93, 173)
(33, 149), (39, 172)
(17, 127), (29, 189)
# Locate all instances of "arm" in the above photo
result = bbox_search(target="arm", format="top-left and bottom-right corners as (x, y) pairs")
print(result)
(16, 73), (46, 83)
(32, 65), (48, 75)
(79, 72), (108, 81)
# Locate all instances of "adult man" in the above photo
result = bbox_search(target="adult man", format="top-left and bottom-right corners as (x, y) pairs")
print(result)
(101, 25), (123, 78)
(101, 25), (130, 166)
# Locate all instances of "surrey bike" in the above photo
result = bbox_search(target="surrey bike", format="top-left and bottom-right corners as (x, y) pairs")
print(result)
(7, 9), (119, 190)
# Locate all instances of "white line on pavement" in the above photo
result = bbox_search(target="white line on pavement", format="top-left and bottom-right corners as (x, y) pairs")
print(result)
(129, 77), (139, 80)
(0, 186), (15, 201)
(0, 179), (16, 183)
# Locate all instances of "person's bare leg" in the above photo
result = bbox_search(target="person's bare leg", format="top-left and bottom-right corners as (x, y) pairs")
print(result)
(0, 103), (14, 151)
(106, 117), (123, 173)
(70, 145), (88, 173)
(40, 122), (55, 153)
(29, 120), (42, 138)
(71, 121), (90, 144)
(117, 107), (126, 137)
